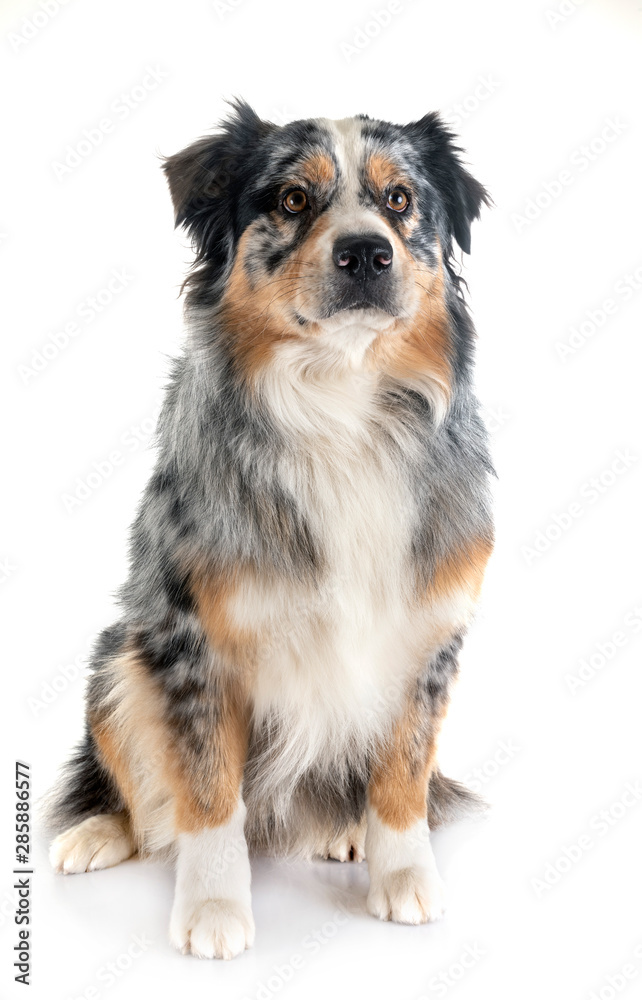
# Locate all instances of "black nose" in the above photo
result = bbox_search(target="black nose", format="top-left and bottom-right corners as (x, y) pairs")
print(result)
(332, 235), (393, 279)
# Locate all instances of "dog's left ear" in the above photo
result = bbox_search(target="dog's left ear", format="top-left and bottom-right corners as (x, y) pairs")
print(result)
(405, 112), (490, 255)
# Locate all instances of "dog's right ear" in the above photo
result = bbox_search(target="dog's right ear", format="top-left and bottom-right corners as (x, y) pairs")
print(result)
(162, 99), (274, 259)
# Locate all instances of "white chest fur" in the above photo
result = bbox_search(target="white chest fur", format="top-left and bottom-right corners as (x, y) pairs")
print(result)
(230, 332), (471, 796)
(241, 435), (416, 799)
(228, 346), (416, 790)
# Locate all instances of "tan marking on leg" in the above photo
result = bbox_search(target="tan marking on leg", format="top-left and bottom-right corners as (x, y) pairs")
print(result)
(92, 719), (137, 812)
(91, 646), (250, 846)
(173, 683), (250, 834)
(91, 649), (175, 849)
(369, 698), (447, 832)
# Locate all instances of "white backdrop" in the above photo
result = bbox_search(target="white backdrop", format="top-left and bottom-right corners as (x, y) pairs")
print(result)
(2, 1), (641, 998)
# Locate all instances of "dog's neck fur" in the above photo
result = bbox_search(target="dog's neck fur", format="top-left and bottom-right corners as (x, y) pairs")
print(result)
(187, 304), (454, 444)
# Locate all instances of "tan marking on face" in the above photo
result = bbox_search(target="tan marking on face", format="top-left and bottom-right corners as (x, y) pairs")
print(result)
(368, 697), (447, 831)
(219, 212), (343, 379)
(290, 209), (334, 266)
(364, 153), (420, 236)
(280, 210), (336, 307)
(299, 152), (335, 187)
(365, 152), (410, 194)
(369, 262), (452, 397)
(219, 226), (301, 378)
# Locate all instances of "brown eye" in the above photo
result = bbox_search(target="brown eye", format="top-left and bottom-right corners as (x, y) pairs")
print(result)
(387, 188), (409, 212)
(283, 189), (308, 213)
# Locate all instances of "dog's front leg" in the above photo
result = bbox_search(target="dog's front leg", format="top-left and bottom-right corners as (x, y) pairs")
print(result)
(366, 688), (446, 924)
(169, 681), (254, 960)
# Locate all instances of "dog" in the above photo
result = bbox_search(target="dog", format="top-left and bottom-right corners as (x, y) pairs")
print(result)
(46, 99), (494, 960)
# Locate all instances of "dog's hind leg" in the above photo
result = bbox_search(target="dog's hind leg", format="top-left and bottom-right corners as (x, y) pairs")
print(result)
(49, 812), (135, 874)
(321, 814), (367, 862)
(45, 623), (138, 874)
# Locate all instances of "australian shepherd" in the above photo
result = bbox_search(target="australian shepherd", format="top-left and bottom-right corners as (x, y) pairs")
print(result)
(46, 100), (494, 960)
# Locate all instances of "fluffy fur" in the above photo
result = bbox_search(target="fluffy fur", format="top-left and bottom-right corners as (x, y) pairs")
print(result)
(45, 100), (494, 959)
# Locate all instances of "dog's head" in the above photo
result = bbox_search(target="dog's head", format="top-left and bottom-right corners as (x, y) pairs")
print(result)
(163, 100), (488, 413)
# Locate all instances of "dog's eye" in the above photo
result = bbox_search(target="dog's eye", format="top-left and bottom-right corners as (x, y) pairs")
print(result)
(387, 188), (409, 213)
(283, 189), (308, 214)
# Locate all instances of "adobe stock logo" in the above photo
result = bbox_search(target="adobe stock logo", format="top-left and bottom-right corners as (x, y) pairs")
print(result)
(340, 1), (404, 62)
(555, 265), (642, 362)
(544, 0), (585, 30)
(51, 67), (169, 180)
(27, 644), (91, 716)
(418, 943), (486, 998)
(242, 908), (350, 1000)
(7, 0), (74, 52)
(531, 782), (642, 898)
(521, 450), (637, 566)
(564, 603), (642, 695)
(462, 739), (521, 794)
(0, 557), (16, 585)
(443, 75), (501, 129)
(18, 268), (134, 384)
(512, 117), (628, 233)
(586, 942), (642, 1000)
(212, 0), (248, 17)
(61, 408), (160, 513)
(64, 934), (153, 1000)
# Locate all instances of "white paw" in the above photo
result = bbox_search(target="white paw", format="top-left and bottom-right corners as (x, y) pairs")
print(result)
(325, 822), (366, 863)
(49, 813), (134, 874)
(367, 865), (446, 924)
(170, 899), (255, 960)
